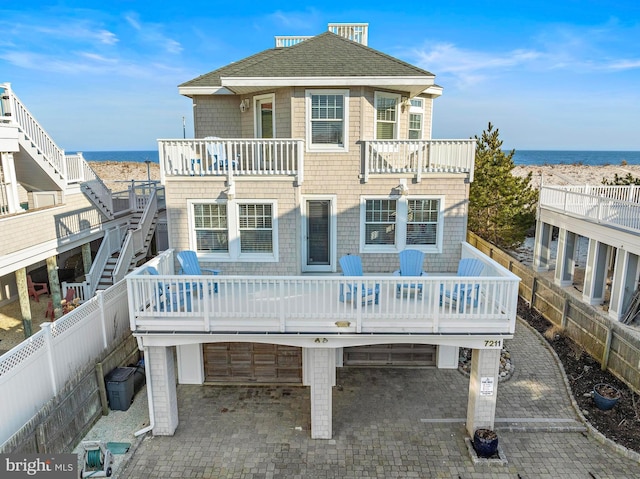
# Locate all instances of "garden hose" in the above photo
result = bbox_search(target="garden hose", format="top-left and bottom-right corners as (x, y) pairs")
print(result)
(86, 448), (103, 468)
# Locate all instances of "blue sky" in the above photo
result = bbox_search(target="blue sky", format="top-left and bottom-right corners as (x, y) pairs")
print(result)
(2, 1), (639, 151)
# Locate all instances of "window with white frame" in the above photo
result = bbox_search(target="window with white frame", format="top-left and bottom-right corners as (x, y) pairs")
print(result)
(375, 92), (400, 139)
(361, 196), (442, 252)
(407, 198), (439, 245)
(189, 200), (278, 261)
(238, 203), (273, 253)
(364, 199), (397, 246)
(408, 98), (424, 140)
(193, 203), (229, 253)
(306, 89), (349, 151)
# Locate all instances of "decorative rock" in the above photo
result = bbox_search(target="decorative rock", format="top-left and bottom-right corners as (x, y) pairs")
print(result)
(458, 346), (514, 382)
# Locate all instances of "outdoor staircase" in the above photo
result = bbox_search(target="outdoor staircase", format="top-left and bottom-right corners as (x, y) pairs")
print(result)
(95, 212), (158, 291)
(1, 82), (114, 219)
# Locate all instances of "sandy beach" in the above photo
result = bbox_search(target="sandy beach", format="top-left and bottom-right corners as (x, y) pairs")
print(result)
(511, 163), (640, 188)
(88, 160), (640, 189)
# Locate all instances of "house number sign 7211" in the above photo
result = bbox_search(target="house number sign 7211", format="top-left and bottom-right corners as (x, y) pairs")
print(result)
(484, 339), (502, 348)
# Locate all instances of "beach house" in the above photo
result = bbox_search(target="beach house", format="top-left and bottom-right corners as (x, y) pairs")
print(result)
(127, 23), (520, 439)
(0, 83), (164, 331)
(532, 185), (640, 323)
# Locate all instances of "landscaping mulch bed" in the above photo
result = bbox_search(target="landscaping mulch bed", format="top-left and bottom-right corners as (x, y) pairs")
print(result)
(518, 299), (640, 454)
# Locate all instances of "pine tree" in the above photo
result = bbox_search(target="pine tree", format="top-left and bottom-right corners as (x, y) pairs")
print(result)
(468, 122), (538, 249)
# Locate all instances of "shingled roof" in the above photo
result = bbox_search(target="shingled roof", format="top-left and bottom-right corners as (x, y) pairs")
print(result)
(179, 32), (438, 96)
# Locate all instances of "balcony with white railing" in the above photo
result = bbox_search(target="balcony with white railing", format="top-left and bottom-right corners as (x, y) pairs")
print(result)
(158, 138), (305, 184)
(127, 244), (519, 337)
(158, 138), (475, 185)
(540, 185), (640, 234)
(363, 139), (477, 183)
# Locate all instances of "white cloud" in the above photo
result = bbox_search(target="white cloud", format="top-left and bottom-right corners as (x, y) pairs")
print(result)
(411, 43), (542, 87)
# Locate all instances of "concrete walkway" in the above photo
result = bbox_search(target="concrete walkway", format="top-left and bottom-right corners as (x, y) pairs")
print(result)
(91, 318), (639, 478)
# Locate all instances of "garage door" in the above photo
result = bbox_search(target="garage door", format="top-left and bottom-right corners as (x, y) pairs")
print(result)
(344, 344), (436, 366)
(203, 343), (302, 383)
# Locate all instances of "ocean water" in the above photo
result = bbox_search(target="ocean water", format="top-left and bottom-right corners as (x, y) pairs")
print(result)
(72, 149), (640, 166)
(70, 150), (159, 163)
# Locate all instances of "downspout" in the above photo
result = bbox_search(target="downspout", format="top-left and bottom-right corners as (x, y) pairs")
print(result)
(134, 346), (155, 436)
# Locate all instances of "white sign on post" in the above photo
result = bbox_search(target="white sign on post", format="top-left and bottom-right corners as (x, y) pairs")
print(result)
(480, 377), (495, 396)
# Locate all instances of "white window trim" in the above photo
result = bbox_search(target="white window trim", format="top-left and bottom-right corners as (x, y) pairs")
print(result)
(253, 93), (276, 138)
(305, 89), (349, 153)
(359, 195), (444, 254)
(374, 91), (401, 140)
(187, 199), (279, 262)
(187, 199), (231, 260)
(301, 195), (338, 273)
(408, 98), (424, 139)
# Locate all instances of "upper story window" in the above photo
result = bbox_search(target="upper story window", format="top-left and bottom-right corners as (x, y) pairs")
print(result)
(360, 196), (443, 253)
(375, 92), (400, 140)
(408, 98), (424, 140)
(306, 89), (349, 152)
(188, 200), (278, 262)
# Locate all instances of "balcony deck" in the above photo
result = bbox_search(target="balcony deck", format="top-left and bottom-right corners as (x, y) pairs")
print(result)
(127, 247), (519, 337)
(539, 184), (640, 234)
(157, 138), (475, 185)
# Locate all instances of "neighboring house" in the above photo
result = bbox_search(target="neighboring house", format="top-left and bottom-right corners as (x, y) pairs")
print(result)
(0, 83), (165, 331)
(532, 184), (640, 322)
(127, 23), (520, 439)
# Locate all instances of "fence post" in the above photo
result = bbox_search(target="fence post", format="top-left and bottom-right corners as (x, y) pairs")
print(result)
(601, 327), (613, 371)
(41, 322), (58, 396)
(97, 290), (108, 349)
(561, 299), (569, 329)
(95, 362), (110, 415)
(529, 277), (537, 309)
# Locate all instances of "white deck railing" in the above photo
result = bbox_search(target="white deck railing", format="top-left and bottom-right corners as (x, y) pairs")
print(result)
(1, 83), (66, 177)
(158, 138), (305, 184)
(540, 185), (640, 234)
(127, 245), (519, 336)
(363, 139), (476, 182)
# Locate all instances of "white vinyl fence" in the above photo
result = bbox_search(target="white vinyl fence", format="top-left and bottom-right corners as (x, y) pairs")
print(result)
(0, 280), (131, 447)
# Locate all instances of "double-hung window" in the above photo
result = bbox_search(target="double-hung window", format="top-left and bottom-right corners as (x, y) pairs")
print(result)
(192, 203), (229, 253)
(408, 98), (424, 140)
(360, 196), (443, 253)
(306, 89), (349, 151)
(189, 200), (278, 261)
(375, 92), (400, 139)
(238, 203), (273, 253)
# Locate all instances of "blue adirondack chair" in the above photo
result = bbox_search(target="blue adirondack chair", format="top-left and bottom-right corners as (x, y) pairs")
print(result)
(145, 266), (190, 311)
(176, 250), (221, 293)
(393, 249), (426, 298)
(440, 258), (484, 311)
(339, 255), (380, 306)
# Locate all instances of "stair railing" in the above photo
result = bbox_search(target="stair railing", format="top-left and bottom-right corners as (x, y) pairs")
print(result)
(112, 189), (158, 283)
(1, 83), (66, 178)
(89, 223), (130, 295)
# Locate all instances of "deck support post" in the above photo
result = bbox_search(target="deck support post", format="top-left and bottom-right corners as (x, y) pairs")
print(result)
(532, 221), (553, 272)
(148, 345), (179, 435)
(303, 347), (336, 439)
(466, 348), (500, 437)
(582, 239), (609, 305)
(554, 228), (576, 287)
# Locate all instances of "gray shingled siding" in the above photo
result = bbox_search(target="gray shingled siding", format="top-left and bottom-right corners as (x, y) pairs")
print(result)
(166, 85), (463, 276)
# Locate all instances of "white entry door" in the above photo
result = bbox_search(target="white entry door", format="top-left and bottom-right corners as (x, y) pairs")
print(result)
(302, 197), (336, 272)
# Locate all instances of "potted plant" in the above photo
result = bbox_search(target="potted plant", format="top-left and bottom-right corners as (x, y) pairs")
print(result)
(473, 428), (499, 458)
(593, 383), (621, 411)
